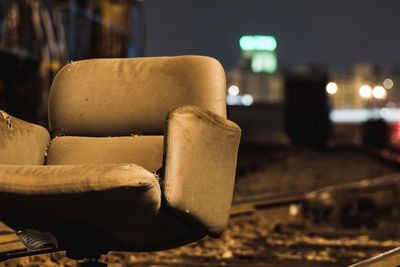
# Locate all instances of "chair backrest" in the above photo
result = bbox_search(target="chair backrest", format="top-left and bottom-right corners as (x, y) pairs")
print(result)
(48, 56), (227, 136)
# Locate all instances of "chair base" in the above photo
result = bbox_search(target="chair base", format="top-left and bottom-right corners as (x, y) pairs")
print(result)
(77, 259), (107, 267)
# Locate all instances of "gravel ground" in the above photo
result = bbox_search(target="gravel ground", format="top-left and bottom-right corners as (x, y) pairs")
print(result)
(234, 146), (399, 200)
(2, 146), (400, 266)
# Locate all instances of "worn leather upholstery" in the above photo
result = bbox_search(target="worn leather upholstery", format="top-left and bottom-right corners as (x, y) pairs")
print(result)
(0, 111), (49, 165)
(47, 136), (163, 172)
(0, 164), (184, 252)
(49, 56), (227, 136)
(164, 106), (241, 237)
(0, 56), (240, 257)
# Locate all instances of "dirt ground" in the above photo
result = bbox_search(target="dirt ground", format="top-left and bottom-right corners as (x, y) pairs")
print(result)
(2, 146), (400, 266)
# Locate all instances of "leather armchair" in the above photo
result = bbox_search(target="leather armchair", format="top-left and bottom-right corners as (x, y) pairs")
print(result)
(0, 56), (241, 262)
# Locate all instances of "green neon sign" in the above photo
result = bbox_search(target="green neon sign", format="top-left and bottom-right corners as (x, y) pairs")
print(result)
(239, 35), (277, 51)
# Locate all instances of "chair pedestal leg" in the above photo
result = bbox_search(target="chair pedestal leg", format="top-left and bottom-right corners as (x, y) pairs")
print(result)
(77, 259), (107, 267)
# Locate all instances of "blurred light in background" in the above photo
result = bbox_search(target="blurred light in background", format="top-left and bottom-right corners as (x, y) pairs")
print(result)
(359, 85), (372, 99)
(391, 122), (400, 143)
(379, 107), (390, 117)
(241, 94), (254, 106)
(383, 78), (394, 89)
(239, 35), (277, 51)
(226, 95), (241, 105)
(239, 35), (278, 74)
(330, 108), (400, 123)
(289, 204), (300, 216)
(228, 85), (240, 96)
(331, 109), (372, 123)
(251, 52), (277, 73)
(372, 85), (387, 99)
(326, 82), (338, 95)
(226, 94), (254, 106)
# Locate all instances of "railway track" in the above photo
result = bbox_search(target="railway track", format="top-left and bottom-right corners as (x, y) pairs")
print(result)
(230, 172), (400, 266)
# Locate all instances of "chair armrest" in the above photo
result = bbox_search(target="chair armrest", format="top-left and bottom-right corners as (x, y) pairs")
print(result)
(163, 106), (241, 237)
(0, 110), (50, 165)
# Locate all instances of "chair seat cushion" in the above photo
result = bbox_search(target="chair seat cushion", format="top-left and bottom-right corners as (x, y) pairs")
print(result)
(0, 164), (161, 251)
(46, 136), (164, 173)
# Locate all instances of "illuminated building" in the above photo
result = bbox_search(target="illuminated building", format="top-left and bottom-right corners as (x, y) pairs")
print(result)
(226, 35), (282, 105)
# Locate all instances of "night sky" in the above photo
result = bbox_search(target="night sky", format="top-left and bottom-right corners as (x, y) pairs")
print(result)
(144, 0), (400, 71)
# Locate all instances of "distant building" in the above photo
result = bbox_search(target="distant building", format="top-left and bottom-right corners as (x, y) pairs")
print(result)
(226, 69), (283, 104)
(226, 34), (283, 105)
(226, 61), (400, 111)
(328, 64), (400, 109)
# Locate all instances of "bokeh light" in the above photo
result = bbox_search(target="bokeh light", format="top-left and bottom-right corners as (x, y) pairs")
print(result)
(228, 85), (239, 96)
(326, 82), (338, 95)
(383, 78), (394, 89)
(241, 94), (254, 106)
(359, 85), (372, 99)
(372, 85), (387, 99)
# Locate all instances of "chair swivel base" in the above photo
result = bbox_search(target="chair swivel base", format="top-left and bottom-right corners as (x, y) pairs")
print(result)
(77, 259), (107, 267)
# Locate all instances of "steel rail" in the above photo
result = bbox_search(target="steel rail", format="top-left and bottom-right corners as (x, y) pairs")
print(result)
(348, 247), (400, 267)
